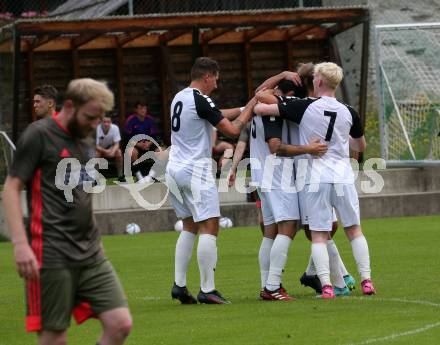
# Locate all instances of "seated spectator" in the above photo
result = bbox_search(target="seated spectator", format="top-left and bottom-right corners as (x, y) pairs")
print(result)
(96, 116), (125, 182)
(124, 101), (158, 182)
(33, 84), (58, 119)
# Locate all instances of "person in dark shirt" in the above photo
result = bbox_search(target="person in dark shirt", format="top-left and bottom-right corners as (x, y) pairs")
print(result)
(3, 78), (132, 345)
(124, 100), (158, 181)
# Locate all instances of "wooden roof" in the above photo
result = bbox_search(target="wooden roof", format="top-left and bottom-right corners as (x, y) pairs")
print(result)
(0, 7), (369, 52)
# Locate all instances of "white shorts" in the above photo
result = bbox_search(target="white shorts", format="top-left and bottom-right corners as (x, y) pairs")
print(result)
(258, 188), (300, 226)
(304, 183), (360, 231)
(298, 188), (337, 225)
(166, 164), (220, 222)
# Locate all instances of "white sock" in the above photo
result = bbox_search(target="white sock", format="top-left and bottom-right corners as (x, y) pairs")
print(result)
(305, 255), (316, 275)
(311, 242), (331, 287)
(266, 234), (292, 291)
(258, 237), (274, 288)
(338, 255), (349, 277)
(174, 230), (196, 287)
(351, 235), (371, 281)
(197, 234), (217, 293)
(327, 240), (346, 288)
(135, 170), (143, 180)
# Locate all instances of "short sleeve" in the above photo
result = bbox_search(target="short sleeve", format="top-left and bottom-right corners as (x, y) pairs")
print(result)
(278, 98), (315, 124)
(124, 116), (134, 136)
(262, 116), (283, 142)
(112, 124), (121, 143)
(8, 123), (44, 184)
(96, 126), (101, 145)
(348, 106), (364, 138)
(194, 91), (224, 126)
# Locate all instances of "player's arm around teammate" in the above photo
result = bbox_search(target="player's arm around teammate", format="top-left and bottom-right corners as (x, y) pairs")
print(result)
(256, 88), (327, 157)
(216, 97), (257, 138)
(255, 70), (302, 92)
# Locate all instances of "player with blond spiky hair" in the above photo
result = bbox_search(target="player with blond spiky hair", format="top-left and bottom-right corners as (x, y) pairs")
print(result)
(254, 62), (375, 298)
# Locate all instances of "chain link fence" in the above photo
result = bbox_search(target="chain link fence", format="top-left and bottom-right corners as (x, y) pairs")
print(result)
(0, 0), (370, 22)
(0, 0), (62, 20)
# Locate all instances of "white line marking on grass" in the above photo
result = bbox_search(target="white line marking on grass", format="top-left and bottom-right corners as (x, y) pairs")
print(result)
(344, 297), (440, 345)
(350, 296), (440, 308)
(345, 321), (440, 345)
(142, 296), (163, 301)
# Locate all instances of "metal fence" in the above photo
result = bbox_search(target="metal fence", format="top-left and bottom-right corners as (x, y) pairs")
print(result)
(0, 0), (365, 21)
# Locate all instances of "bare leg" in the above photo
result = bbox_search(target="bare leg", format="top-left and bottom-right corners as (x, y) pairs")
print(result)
(38, 330), (67, 345)
(98, 307), (132, 345)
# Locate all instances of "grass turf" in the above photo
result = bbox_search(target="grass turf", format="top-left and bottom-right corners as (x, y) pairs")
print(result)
(0, 215), (439, 345)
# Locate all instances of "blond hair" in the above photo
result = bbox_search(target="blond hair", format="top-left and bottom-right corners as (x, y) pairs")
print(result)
(64, 78), (114, 112)
(314, 62), (343, 90)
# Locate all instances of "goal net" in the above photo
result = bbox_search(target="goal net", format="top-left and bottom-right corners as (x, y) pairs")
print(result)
(0, 131), (15, 184)
(375, 23), (440, 166)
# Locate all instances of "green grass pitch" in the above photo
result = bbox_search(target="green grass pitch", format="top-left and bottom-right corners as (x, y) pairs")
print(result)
(1, 215), (439, 345)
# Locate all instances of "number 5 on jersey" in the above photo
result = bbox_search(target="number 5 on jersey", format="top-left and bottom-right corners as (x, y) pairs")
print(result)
(172, 101), (183, 132)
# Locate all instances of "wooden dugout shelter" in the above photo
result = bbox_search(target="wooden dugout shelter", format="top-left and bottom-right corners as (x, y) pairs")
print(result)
(0, 6), (370, 143)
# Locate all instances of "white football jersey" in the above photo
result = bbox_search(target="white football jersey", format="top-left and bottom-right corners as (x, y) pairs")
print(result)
(260, 96), (298, 190)
(96, 123), (121, 149)
(278, 96), (364, 184)
(249, 116), (271, 187)
(168, 88), (223, 168)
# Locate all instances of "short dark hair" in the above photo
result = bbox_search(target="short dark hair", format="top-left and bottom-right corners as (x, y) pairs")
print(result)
(134, 100), (147, 108)
(277, 79), (307, 98)
(34, 84), (58, 102)
(190, 57), (220, 81)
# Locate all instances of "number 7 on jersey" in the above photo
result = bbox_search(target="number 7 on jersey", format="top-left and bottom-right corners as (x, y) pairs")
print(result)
(324, 110), (337, 141)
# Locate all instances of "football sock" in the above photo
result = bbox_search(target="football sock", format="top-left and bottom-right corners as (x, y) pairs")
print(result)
(258, 237), (274, 288)
(311, 242), (331, 287)
(305, 255), (316, 275)
(351, 235), (371, 281)
(135, 170), (143, 181)
(265, 234), (291, 291)
(338, 253), (350, 277)
(327, 240), (346, 288)
(174, 230), (196, 287)
(197, 234), (217, 293)
(146, 168), (157, 180)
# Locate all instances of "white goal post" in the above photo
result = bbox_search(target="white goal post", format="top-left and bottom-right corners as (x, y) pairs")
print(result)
(375, 23), (440, 167)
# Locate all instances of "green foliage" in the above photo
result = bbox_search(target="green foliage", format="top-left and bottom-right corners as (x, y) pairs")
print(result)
(1, 216), (440, 344)
(364, 96), (381, 160)
(0, 232), (8, 242)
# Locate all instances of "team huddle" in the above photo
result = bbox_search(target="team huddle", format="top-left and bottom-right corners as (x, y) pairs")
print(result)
(3, 56), (375, 344)
(168, 57), (375, 304)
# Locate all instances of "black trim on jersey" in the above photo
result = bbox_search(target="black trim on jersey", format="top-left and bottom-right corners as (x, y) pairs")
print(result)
(263, 116), (283, 142)
(276, 95), (299, 103)
(262, 95), (297, 142)
(193, 89), (224, 126)
(347, 105), (364, 138)
(278, 97), (318, 124)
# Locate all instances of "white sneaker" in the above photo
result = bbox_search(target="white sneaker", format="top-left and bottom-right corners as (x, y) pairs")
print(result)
(135, 171), (144, 181)
(137, 175), (153, 184)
